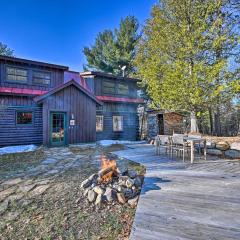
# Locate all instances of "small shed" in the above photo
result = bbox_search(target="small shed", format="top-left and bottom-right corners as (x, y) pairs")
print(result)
(139, 109), (185, 140)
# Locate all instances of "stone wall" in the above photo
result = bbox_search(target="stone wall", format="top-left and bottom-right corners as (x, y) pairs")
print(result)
(206, 140), (240, 159)
(147, 113), (158, 139)
(146, 112), (184, 139)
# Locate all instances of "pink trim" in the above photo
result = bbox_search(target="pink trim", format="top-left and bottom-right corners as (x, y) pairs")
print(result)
(0, 87), (143, 104)
(96, 96), (144, 103)
(0, 87), (47, 96)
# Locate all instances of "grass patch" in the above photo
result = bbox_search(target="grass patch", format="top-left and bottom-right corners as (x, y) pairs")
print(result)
(0, 147), (45, 179)
(0, 144), (144, 240)
(69, 146), (97, 156)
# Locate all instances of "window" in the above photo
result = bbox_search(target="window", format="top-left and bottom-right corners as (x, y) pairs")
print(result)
(33, 71), (51, 85)
(117, 83), (129, 95)
(113, 116), (123, 132)
(102, 81), (129, 95)
(102, 81), (115, 94)
(96, 115), (103, 132)
(16, 111), (33, 125)
(6, 67), (28, 83)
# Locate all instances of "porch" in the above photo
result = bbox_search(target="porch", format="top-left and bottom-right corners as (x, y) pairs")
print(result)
(113, 144), (240, 240)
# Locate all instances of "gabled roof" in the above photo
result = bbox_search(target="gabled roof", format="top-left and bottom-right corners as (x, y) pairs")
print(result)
(64, 70), (92, 92)
(80, 71), (140, 82)
(34, 79), (102, 105)
(0, 55), (68, 70)
(64, 71), (82, 84)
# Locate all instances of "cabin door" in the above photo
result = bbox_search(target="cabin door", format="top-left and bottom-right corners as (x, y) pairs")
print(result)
(157, 114), (164, 135)
(50, 112), (67, 146)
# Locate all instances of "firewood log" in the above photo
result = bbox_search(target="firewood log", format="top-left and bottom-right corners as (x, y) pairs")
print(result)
(98, 166), (115, 178)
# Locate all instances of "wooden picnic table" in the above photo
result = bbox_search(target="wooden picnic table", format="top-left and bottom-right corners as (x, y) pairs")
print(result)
(183, 136), (207, 163)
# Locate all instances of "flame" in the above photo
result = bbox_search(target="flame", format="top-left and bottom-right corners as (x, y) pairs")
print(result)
(101, 155), (117, 182)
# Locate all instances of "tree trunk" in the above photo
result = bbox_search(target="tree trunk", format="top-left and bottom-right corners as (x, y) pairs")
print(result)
(190, 110), (199, 133)
(214, 107), (222, 136)
(198, 113), (203, 133)
(208, 107), (214, 135)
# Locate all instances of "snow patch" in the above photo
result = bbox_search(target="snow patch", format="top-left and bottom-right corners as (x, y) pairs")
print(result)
(98, 140), (146, 147)
(0, 144), (38, 155)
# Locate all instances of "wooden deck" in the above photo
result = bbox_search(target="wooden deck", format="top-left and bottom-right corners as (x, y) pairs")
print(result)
(113, 144), (240, 240)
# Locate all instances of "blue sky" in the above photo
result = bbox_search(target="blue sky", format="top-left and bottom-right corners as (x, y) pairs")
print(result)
(0, 0), (157, 71)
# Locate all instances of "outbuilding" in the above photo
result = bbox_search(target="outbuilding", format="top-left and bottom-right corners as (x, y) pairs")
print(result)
(139, 109), (185, 140)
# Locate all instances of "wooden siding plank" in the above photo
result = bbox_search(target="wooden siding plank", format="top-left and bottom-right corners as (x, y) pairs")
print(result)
(0, 60), (64, 91)
(0, 96), (43, 147)
(96, 102), (139, 141)
(41, 84), (97, 146)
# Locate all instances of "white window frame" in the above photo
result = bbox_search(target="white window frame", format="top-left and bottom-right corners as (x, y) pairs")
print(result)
(32, 70), (51, 85)
(96, 115), (104, 132)
(113, 116), (123, 132)
(6, 66), (28, 83)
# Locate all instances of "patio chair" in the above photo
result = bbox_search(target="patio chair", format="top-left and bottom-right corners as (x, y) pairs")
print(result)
(155, 135), (171, 155)
(170, 135), (190, 162)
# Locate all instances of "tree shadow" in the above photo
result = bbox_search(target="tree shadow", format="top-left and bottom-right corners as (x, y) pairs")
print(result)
(141, 177), (171, 195)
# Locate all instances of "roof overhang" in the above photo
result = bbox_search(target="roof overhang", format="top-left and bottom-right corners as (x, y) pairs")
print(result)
(0, 55), (68, 70)
(0, 87), (47, 96)
(34, 80), (102, 105)
(80, 71), (140, 82)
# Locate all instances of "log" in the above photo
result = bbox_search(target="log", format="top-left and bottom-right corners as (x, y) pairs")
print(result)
(98, 166), (116, 178)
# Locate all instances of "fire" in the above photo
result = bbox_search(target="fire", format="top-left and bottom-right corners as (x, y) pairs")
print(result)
(100, 155), (117, 182)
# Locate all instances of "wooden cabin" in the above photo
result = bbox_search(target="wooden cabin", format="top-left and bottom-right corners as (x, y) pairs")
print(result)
(80, 71), (144, 141)
(0, 56), (144, 147)
(0, 56), (101, 147)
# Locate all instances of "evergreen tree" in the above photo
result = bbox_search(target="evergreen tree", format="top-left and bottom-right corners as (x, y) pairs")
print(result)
(83, 30), (116, 73)
(83, 16), (139, 76)
(0, 42), (14, 56)
(206, 0), (239, 135)
(135, 0), (239, 132)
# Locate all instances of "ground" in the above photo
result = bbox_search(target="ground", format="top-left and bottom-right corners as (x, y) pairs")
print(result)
(0, 144), (145, 240)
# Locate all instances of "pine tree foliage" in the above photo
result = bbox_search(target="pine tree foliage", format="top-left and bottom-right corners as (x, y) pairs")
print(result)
(83, 16), (139, 76)
(0, 42), (14, 56)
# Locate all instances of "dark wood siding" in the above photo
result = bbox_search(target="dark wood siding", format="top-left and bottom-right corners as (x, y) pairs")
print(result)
(0, 95), (43, 146)
(93, 76), (138, 98)
(89, 74), (140, 141)
(0, 60), (64, 90)
(42, 85), (96, 145)
(96, 102), (139, 141)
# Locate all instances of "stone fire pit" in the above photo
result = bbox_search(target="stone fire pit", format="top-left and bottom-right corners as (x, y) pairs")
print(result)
(80, 155), (144, 207)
